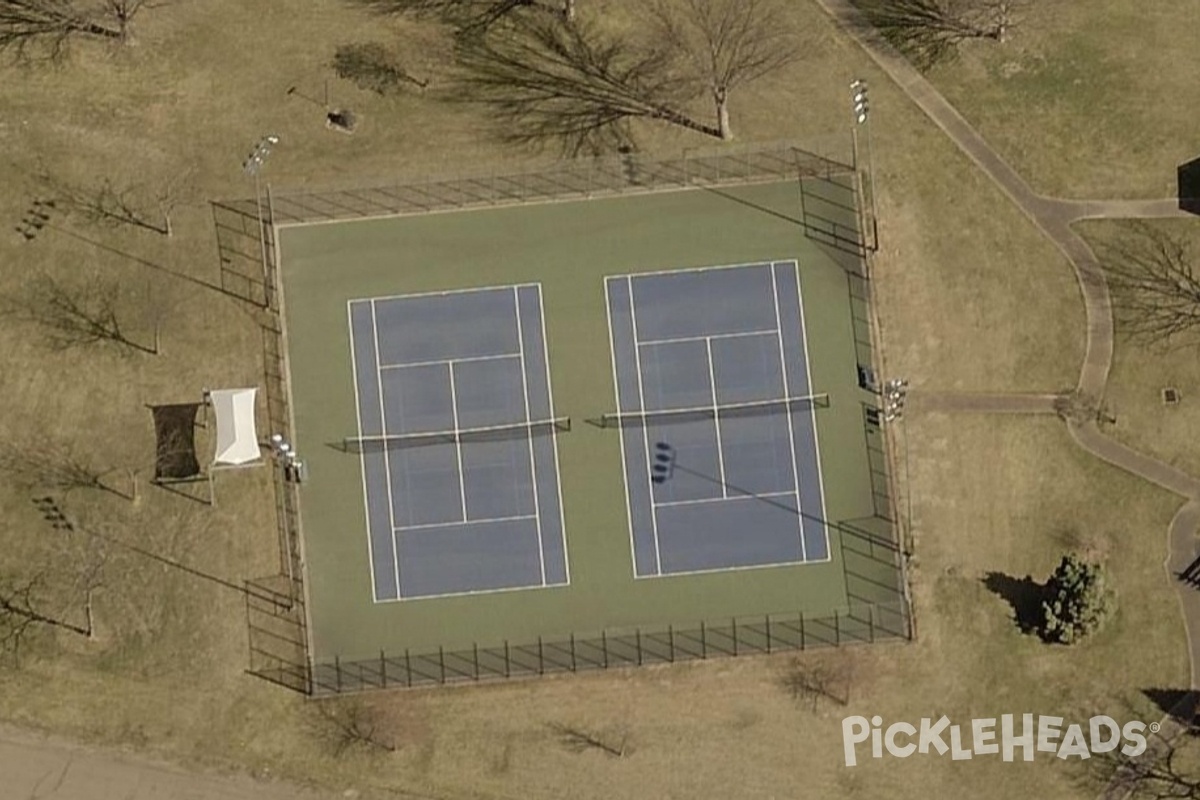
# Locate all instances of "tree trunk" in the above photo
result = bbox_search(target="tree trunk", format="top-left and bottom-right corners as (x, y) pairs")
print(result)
(715, 89), (732, 141)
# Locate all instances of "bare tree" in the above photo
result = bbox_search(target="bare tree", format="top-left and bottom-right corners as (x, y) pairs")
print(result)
(1091, 724), (1200, 799)
(10, 271), (159, 354)
(453, 12), (715, 155)
(314, 699), (398, 757)
(351, 0), (574, 34)
(781, 653), (856, 712)
(0, 0), (157, 61)
(651, 0), (798, 140)
(547, 722), (630, 757)
(1095, 222), (1200, 349)
(856, 0), (1024, 70)
(0, 571), (95, 666)
(333, 42), (429, 94)
(36, 167), (191, 237)
(0, 438), (131, 499)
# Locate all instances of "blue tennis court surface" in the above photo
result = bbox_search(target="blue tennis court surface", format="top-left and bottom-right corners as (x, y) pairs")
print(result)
(348, 285), (568, 601)
(605, 261), (829, 577)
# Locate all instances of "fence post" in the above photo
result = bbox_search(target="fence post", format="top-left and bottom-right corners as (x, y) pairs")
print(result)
(380, 650), (387, 688)
(834, 610), (841, 646)
(869, 605), (875, 643)
(504, 640), (511, 678)
(732, 617), (738, 656)
(538, 636), (545, 675)
(800, 612), (806, 651)
(701, 621), (707, 659)
(602, 630), (609, 668)
(439, 646), (447, 682)
(765, 614), (772, 654)
(405, 648), (412, 687)
(474, 642), (480, 680)
(668, 625), (675, 662)
(570, 633), (577, 671)
(636, 629), (642, 665)
(335, 655), (342, 693)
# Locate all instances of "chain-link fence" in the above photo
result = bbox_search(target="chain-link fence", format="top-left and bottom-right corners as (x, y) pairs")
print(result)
(306, 600), (908, 695)
(215, 140), (854, 227)
(214, 139), (915, 696)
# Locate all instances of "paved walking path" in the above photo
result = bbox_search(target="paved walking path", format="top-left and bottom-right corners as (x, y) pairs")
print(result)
(810, 0), (1200, 796)
(908, 392), (1062, 415)
(0, 723), (342, 800)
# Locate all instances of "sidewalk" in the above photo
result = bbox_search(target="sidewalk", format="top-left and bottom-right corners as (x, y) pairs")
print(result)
(0, 723), (341, 800)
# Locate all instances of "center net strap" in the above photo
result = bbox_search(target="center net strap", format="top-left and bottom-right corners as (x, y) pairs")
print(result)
(344, 417), (570, 453)
(599, 394), (829, 429)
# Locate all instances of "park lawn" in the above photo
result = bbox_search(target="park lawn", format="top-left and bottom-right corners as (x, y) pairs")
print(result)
(0, 0), (1186, 798)
(1074, 219), (1200, 477)
(929, 2), (1200, 199)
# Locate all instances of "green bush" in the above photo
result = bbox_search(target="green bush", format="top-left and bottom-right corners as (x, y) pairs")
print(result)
(1041, 554), (1115, 644)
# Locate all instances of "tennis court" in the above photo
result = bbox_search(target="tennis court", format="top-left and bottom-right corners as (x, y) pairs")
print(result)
(605, 261), (829, 578)
(346, 284), (568, 601)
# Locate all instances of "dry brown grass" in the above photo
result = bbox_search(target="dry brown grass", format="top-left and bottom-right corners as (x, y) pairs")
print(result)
(0, 0), (1190, 798)
(1076, 219), (1200, 477)
(928, 2), (1200, 198)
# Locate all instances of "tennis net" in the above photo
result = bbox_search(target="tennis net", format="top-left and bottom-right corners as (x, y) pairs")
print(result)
(343, 417), (570, 453)
(597, 394), (828, 429)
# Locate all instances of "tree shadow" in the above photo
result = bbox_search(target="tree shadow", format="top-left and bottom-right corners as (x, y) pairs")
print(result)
(1143, 688), (1200, 728)
(982, 571), (1048, 635)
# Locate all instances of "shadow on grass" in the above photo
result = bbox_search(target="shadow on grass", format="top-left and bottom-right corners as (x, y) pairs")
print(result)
(983, 571), (1048, 636)
(1143, 688), (1200, 728)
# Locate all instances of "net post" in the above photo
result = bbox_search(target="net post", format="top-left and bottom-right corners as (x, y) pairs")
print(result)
(701, 621), (707, 659)
(405, 648), (412, 687)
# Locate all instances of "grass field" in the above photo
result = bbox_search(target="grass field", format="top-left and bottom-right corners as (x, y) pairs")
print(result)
(929, 3), (1200, 199)
(0, 0), (1192, 797)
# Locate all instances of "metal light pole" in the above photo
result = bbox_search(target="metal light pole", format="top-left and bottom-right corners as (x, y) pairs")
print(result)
(243, 135), (279, 308)
(851, 80), (879, 253)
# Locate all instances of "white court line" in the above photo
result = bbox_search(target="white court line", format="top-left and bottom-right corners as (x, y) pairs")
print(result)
(705, 336), (728, 499)
(347, 281), (542, 305)
(347, 301), (381, 603)
(379, 352), (520, 371)
(620, 260), (778, 281)
(604, 277), (640, 582)
(770, 262), (806, 561)
(370, 299), (405, 598)
(535, 284), (571, 587)
(786, 259), (832, 562)
(447, 362), (469, 522)
(513, 287), (547, 586)
(653, 490), (795, 509)
(631, 552), (834, 582)
(638, 329), (778, 347)
(627, 276), (664, 576)
(393, 513), (537, 533)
